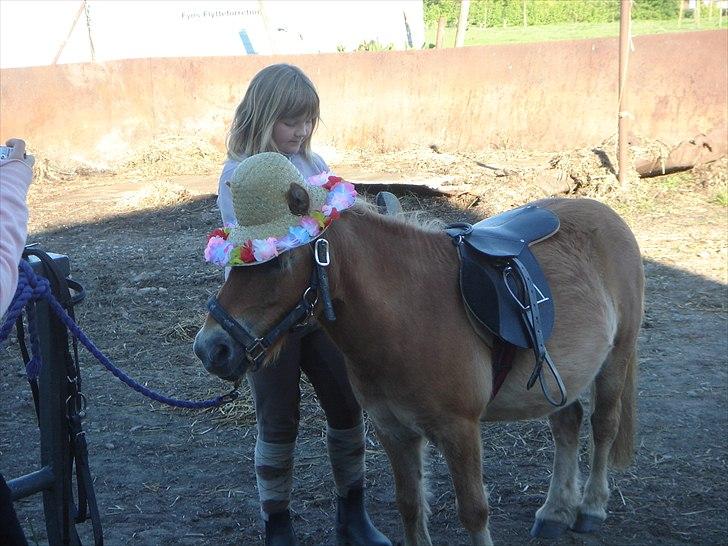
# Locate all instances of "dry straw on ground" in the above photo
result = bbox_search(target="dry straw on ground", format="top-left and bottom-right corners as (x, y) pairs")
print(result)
(120, 136), (224, 177)
(116, 180), (194, 211)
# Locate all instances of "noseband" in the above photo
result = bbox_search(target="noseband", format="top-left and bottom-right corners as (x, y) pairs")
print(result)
(206, 239), (336, 372)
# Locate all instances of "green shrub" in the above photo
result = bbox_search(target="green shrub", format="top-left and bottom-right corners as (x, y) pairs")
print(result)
(632, 0), (679, 20)
(356, 40), (394, 52)
(425, 0), (679, 28)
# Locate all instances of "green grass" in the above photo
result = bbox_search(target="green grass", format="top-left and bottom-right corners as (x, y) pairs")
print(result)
(715, 189), (728, 207)
(659, 171), (693, 190)
(425, 18), (728, 47)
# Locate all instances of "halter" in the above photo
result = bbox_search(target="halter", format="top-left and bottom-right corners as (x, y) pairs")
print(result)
(206, 238), (335, 372)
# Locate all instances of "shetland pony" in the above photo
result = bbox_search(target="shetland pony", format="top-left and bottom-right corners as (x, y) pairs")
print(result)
(194, 197), (644, 546)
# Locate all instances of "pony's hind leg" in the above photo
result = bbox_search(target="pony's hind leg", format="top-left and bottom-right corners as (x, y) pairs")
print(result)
(375, 425), (432, 546)
(434, 418), (493, 546)
(575, 347), (637, 533)
(531, 400), (584, 539)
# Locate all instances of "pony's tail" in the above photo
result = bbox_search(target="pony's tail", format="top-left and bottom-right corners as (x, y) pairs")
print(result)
(609, 348), (638, 470)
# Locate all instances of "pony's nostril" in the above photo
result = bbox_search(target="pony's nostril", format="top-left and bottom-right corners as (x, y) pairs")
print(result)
(210, 343), (231, 367)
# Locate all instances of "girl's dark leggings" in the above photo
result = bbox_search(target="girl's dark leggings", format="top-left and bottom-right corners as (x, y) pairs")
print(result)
(248, 326), (362, 443)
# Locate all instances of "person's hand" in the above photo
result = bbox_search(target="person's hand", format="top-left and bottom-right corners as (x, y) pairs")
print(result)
(5, 138), (35, 168)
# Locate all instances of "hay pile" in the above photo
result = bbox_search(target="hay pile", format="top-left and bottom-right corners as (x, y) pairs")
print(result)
(33, 157), (113, 184)
(693, 157), (728, 193)
(116, 180), (194, 211)
(120, 136), (223, 177)
(31, 136), (223, 185)
(548, 135), (628, 195)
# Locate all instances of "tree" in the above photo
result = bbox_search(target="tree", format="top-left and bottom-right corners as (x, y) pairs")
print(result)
(455, 0), (471, 46)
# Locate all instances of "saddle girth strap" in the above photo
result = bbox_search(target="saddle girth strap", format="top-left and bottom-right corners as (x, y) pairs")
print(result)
(490, 339), (517, 400)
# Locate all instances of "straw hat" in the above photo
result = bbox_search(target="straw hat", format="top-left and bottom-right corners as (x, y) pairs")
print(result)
(204, 152), (357, 267)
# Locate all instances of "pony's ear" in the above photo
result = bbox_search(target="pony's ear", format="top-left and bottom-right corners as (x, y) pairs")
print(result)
(286, 183), (310, 215)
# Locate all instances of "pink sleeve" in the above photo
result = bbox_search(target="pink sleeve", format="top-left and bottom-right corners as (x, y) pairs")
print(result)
(0, 159), (33, 315)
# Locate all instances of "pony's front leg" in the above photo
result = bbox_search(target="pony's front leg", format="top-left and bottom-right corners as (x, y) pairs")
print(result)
(375, 424), (431, 546)
(531, 400), (584, 539)
(434, 419), (493, 546)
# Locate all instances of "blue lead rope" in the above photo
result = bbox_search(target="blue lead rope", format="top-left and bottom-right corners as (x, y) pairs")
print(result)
(1, 260), (238, 409)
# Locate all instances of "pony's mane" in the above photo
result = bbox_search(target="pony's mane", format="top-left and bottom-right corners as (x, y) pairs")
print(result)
(344, 200), (453, 267)
(352, 200), (445, 233)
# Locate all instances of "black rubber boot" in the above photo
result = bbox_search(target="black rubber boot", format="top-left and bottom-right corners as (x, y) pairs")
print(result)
(265, 510), (299, 546)
(336, 487), (392, 546)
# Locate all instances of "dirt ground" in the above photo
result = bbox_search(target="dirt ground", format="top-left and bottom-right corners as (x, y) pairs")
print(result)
(1, 145), (726, 546)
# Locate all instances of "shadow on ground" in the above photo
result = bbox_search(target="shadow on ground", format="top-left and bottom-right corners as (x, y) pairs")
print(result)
(1, 192), (726, 546)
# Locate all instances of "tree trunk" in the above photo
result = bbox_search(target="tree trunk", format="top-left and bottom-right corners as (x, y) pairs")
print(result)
(455, 0), (470, 47)
(436, 16), (446, 48)
(695, 0), (701, 26)
(523, 0), (528, 27)
(678, 0), (684, 26)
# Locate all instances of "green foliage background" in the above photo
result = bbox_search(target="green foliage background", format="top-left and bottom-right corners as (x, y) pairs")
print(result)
(424, 0), (681, 28)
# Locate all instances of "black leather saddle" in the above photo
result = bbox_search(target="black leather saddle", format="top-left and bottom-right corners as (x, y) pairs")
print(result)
(446, 204), (567, 406)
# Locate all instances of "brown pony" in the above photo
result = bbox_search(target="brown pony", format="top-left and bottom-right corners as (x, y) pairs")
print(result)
(194, 197), (644, 546)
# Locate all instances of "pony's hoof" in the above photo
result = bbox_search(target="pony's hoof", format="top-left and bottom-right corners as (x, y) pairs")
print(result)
(571, 513), (605, 534)
(530, 518), (569, 539)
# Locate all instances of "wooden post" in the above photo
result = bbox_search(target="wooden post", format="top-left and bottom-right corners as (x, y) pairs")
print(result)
(436, 16), (446, 48)
(695, 0), (701, 26)
(455, 0), (470, 47)
(678, 0), (685, 26)
(618, 0), (632, 189)
(53, 1), (86, 65)
(83, 0), (95, 62)
(523, 0), (528, 27)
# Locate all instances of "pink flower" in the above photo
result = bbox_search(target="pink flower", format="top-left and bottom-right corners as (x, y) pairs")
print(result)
(252, 237), (279, 262)
(326, 182), (357, 211)
(204, 236), (233, 266)
(300, 216), (321, 237)
(307, 171), (332, 187)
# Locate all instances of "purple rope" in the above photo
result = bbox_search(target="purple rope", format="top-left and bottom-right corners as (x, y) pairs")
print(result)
(1, 260), (237, 409)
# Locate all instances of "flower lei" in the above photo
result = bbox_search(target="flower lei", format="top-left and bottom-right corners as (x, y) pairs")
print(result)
(204, 174), (357, 266)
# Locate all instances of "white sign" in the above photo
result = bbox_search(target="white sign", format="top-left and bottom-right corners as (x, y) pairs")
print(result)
(0, 0), (425, 68)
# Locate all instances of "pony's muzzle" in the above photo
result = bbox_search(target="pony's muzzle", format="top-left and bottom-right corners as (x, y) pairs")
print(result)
(193, 327), (247, 381)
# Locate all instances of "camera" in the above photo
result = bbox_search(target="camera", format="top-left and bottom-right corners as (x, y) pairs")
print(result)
(0, 145), (14, 160)
(0, 145), (27, 160)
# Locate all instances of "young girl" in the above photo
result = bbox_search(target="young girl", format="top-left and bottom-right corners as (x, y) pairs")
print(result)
(217, 64), (391, 546)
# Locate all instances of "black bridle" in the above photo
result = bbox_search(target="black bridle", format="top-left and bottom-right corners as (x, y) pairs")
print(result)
(206, 238), (336, 372)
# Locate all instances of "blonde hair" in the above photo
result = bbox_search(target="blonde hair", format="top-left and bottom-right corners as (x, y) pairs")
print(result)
(226, 64), (320, 161)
